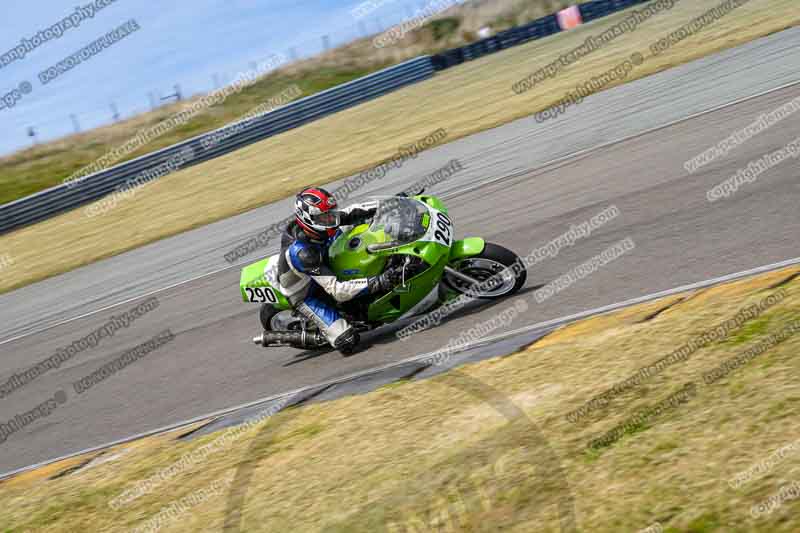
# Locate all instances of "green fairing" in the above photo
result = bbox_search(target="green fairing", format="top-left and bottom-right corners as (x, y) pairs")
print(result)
(239, 195), (475, 324)
(328, 199), (451, 319)
(450, 237), (485, 261)
(327, 224), (388, 279)
(239, 257), (291, 309)
(367, 253), (448, 322)
(415, 194), (448, 213)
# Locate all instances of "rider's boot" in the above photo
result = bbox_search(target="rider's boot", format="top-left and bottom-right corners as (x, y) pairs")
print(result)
(333, 327), (360, 355)
(296, 297), (361, 354)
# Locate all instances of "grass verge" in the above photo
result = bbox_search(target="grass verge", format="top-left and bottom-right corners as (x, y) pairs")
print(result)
(0, 67), (384, 206)
(0, 0), (573, 206)
(1, 0), (798, 295)
(1, 265), (799, 531)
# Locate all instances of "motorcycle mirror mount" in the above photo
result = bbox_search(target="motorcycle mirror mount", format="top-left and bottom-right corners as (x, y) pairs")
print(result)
(396, 186), (426, 198)
(366, 241), (402, 253)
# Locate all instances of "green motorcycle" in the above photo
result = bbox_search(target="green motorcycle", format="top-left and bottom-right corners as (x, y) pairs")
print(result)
(240, 194), (527, 350)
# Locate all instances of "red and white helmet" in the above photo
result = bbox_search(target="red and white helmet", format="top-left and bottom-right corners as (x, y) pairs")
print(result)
(294, 187), (340, 240)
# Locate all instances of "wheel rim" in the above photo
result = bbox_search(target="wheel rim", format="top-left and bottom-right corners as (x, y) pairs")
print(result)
(269, 310), (310, 331)
(445, 258), (518, 298)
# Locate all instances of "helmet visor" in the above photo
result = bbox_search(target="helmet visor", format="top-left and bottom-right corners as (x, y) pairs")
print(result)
(310, 210), (340, 228)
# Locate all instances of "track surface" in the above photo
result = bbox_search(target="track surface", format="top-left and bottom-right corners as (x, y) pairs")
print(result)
(1, 28), (799, 472)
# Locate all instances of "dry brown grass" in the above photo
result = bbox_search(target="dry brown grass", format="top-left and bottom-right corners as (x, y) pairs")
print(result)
(1, 0), (798, 295)
(1, 266), (798, 531)
(0, 0), (571, 205)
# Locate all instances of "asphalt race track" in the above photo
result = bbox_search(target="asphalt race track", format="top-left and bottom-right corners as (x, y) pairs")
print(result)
(1, 27), (799, 473)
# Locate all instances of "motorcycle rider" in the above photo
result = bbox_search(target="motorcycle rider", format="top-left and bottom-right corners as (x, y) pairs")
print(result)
(277, 187), (405, 353)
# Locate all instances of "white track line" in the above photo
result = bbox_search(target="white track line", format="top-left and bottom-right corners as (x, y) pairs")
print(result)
(2, 255), (798, 481)
(7, 77), (800, 347)
(3, 78), (799, 347)
(451, 78), (800, 197)
(0, 80), (800, 346)
(0, 253), (278, 347)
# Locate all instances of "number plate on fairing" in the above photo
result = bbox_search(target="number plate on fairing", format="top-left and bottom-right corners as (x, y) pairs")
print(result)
(421, 208), (453, 248)
(241, 255), (287, 305)
(244, 286), (279, 304)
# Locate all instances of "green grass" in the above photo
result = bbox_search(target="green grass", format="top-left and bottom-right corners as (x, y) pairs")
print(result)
(428, 17), (462, 41)
(727, 315), (772, 345)
(685, 512), (724, 532)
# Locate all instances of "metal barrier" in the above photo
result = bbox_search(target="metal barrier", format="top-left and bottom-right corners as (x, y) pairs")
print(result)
(2, 0), (660, 235)
(0, 56), (435, 235)
(579, 0), (651, 22)
(432, 0), (652, 70)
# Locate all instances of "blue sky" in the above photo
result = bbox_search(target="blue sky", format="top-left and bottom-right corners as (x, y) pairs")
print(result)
(0, 0), (427, 156)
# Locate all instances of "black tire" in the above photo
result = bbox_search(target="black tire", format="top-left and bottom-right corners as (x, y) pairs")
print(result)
(261, 305), (311, 332)
(260, 304), (278, 331)
(444, 242), (527, 299)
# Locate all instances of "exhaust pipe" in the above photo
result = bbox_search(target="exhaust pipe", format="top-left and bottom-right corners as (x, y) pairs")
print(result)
(253, 330), (328, 349)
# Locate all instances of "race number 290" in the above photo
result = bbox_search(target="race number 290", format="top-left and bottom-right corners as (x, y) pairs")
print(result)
(246, 286), (278, 303)
(433, 212), (453, 247)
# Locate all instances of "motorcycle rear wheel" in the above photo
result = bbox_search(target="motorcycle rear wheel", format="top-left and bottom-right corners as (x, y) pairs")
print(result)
(259, 304), (278, 331)
(260, 305), (311, 331)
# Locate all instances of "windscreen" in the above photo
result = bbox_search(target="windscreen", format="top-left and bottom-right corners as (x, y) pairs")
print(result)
(368, 197), (429, 245)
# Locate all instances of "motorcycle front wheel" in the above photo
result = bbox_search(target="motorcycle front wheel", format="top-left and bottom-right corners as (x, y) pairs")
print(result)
(443, 243), (527, 299)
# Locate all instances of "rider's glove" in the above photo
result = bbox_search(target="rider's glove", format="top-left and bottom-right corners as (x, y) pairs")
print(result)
(340, 200), (379, 226)
(368, 266), (404, 294)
